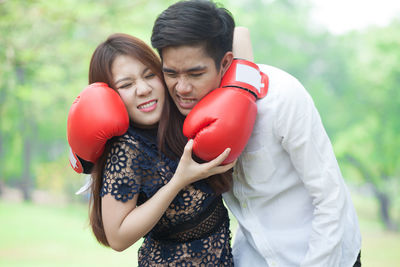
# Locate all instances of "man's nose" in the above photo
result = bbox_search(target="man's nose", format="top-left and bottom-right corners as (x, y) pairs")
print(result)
(175, 77), (192, 95)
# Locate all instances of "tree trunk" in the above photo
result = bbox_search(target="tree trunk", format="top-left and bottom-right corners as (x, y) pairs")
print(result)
(0, 134), (3, 197)
(374, 189), (398, 231)
(15, 64), (33, 201)
(0, 179), (3, 197)
(345, 154), (398, 231)
(20, 137), (32, 201)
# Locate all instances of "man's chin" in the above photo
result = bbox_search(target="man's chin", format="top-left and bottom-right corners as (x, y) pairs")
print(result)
(174, 102), (193, 116)
(178, 108), (191, 116)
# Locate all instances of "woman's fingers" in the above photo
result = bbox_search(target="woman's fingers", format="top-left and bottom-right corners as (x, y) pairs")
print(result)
(207, 147), (231, 168)
(208, 159), (237, 176)
(223, 159), (236, 170)
(182, 139), (194, 158)
(221, 159), (236, 171)
(180, 142), (236, 178)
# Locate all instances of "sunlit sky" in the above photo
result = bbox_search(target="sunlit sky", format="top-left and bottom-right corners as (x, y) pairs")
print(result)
(310, 0), (400, 34)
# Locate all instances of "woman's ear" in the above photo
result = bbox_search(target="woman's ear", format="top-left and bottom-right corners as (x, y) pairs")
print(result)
(220, 51), (234, 76)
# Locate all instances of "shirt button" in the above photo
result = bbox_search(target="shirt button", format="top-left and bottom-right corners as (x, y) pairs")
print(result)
(270, 261), (277, 267)
(241, 202), (247, 208)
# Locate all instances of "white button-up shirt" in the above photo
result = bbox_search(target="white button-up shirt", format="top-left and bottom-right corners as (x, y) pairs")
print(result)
(223, 64), (361, 267)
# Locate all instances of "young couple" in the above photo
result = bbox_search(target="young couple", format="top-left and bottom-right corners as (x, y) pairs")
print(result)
(69, 0), (361, 266)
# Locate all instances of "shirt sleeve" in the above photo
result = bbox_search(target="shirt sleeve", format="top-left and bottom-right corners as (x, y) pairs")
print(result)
(100, 135), (142, 203)
(276, 78), (346, 267)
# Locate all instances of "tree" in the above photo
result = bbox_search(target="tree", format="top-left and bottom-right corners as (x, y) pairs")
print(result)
(226, 0), (400, 230)
(334, 22), (400, 230)
(0, 0), (176, 199)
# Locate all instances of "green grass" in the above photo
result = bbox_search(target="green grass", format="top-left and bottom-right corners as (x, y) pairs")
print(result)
(0, 201), (142, 267)
(351, 192), (400, 266)
(1, 191), (400, 267)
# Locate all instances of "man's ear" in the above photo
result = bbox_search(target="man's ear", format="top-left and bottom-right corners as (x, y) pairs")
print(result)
(219, 51), (234, 76)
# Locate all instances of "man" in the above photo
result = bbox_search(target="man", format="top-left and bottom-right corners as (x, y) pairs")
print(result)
(151, 1), (362, 266)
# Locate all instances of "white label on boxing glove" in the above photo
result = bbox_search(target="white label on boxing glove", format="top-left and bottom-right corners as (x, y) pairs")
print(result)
(236, 64), (262, 93)
(69, 148), (78, 169)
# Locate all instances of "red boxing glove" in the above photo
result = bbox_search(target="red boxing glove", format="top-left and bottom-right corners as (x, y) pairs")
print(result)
(67, 82), (129, 173)
(183, 59), (268, 164)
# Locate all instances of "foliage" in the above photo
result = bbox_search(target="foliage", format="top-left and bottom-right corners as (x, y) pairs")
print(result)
(0, 0), (175, 197)
(0, 0), (399, 229)
(227, 0), (400, 229)
(333, 22), (400, 229)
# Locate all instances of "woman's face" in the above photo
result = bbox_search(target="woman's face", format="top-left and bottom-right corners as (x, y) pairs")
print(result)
(111, 54), (165, 128)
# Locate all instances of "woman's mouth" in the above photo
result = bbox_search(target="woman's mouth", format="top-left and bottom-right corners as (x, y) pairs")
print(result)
(138, 100), (157, 112)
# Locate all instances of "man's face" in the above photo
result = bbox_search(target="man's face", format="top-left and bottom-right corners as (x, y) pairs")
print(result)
(161, 45), (224, 116)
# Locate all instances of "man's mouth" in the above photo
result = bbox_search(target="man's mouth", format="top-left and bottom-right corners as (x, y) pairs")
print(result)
(177, 96), (197, 109)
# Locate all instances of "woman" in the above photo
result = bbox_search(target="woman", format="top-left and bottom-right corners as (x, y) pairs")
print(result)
(86, 33), (235, 266)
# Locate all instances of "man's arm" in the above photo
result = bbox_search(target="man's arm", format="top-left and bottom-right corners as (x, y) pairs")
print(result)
(276, 78), (348, 266)
(233, 26), (254, 62)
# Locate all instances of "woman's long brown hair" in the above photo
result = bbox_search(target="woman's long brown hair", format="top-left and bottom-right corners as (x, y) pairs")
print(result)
(87, 33), (163, 246)
(88, 33), (232, 247)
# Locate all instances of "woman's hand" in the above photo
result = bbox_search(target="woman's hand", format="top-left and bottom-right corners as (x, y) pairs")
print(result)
(102, 139), (235, 251)
(171, 139), (236, 188)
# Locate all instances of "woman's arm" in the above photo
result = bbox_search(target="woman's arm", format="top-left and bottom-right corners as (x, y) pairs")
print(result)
(102, 140), (234, 251)
(233, 26), (254, 62)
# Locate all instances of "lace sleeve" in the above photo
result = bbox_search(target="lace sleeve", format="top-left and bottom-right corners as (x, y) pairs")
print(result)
(100, 135), (141, 202)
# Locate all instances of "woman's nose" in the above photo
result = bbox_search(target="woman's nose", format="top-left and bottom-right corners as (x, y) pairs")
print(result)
(136, 80), (152, 96)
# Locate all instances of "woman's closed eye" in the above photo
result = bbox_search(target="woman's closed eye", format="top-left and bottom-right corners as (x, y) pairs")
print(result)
(118, 83), (133, 89)
(145, 73), (156, 79)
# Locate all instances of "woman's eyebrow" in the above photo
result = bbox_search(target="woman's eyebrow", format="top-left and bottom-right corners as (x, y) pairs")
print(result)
(115, 77), (131, 84)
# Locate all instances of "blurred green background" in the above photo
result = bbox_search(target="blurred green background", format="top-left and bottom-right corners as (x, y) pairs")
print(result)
(1, 0), (399, 266)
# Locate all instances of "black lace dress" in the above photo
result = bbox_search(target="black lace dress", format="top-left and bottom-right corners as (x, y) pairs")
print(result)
(100, 126), (233, 266)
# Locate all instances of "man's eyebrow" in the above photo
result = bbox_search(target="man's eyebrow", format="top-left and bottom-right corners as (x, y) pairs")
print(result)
(187, 66), (207, 72)
(162, 67), (177, 73)
(162, 66), (207, 73)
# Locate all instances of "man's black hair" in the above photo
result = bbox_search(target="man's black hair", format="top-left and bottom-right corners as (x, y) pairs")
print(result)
(151, 0), (235, 69)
